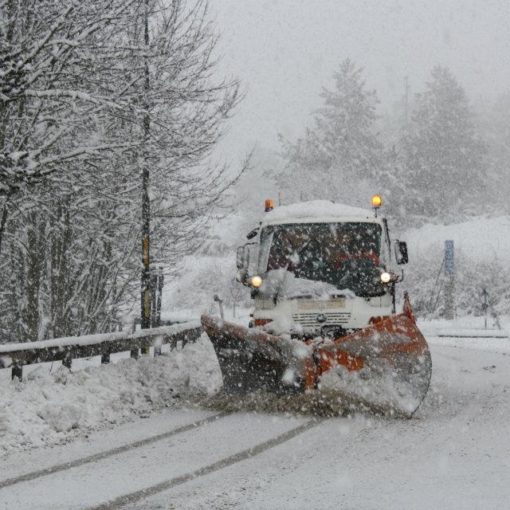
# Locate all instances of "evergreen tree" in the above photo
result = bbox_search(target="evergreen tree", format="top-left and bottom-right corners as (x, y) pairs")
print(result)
(479, 92), (510, 214)
(401, 66), (486, 220)
(280, 59), (383, 206)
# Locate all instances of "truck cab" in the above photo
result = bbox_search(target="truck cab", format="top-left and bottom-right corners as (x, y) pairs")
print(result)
(237, 198), (408, 337)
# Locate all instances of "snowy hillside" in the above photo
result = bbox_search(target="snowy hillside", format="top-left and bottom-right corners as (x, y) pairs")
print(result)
(404, 215), (510, 264)
(402, 215), (510, 316)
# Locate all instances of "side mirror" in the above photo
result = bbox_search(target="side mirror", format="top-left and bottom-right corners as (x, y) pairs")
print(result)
(394, 240), (408, 265)
(236, 242), (259, 285)
(246, 228), (258, 240)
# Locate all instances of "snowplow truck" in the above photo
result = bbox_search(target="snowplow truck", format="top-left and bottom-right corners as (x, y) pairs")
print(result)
(201, 197), (432, 417)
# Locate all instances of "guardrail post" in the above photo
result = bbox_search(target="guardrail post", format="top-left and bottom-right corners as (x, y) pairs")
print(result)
(62, 352), (72, 369)
(12, 362), (22, 381)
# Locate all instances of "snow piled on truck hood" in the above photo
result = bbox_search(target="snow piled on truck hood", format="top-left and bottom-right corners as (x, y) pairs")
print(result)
(0, 335), (222, 454)
(261, 269), (354, 300)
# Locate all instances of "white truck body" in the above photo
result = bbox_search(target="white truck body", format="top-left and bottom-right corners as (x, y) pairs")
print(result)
(239, 200), (404, 337)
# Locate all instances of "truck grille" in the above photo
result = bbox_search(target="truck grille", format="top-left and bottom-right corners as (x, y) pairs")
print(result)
(292, 312), (351, 327)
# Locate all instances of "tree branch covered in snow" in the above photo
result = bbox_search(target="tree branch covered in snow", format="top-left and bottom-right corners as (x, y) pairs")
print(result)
(0, 0), (245, 342)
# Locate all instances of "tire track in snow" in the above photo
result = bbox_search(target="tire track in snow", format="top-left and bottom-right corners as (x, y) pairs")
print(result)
(88, 418), (323, 510)
(0, 412), (228, 490)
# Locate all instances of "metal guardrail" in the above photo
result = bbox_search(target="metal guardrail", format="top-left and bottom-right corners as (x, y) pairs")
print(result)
(0, 322), (202, 381)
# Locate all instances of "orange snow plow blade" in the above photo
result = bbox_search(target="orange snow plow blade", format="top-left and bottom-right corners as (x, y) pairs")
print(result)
(201, 299), (431, 417)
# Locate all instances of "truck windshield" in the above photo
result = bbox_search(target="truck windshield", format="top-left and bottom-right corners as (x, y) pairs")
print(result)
(259, 222), (384, 297)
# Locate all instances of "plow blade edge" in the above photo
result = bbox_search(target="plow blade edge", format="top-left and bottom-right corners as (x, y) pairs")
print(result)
(201, 303), (431, 417)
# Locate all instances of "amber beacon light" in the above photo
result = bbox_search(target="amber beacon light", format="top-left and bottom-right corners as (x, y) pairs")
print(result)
(265, 199), (274, 212)
(371, 194), (382, 217)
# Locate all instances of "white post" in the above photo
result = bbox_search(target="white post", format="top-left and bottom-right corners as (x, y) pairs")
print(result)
(444, 240), (455, 320)
(214, 294), (224, 320)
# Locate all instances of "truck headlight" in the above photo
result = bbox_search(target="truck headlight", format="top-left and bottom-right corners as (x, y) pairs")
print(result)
(380, 272), (391, 284)
(250, 275), (263, 288)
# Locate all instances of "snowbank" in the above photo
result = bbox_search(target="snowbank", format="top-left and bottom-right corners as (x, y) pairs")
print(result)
(0, 335), (222, 454)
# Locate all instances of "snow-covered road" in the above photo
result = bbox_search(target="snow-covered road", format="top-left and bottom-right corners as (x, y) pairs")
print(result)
(1, 339), (509, 510)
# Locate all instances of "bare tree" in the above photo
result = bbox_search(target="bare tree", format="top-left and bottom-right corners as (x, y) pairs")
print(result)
(0, 0), (246, 342)
(0, 0), (139, 251)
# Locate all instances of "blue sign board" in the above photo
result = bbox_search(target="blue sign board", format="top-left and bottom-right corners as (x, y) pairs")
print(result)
(444, 240), (454, 275)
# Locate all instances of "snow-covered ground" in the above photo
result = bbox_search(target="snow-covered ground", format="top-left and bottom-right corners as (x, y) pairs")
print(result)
(0, 321), (509, 509)
(2, 209), (510, 508)
(132, 341), (510, 510)
(0, 336), (222, 454)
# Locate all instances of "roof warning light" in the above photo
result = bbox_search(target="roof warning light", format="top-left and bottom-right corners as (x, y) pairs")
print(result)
(371, 194), (382, 209)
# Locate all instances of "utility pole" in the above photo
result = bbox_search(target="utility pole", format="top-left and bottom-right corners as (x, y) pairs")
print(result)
(140, 0), (151, 349)
(133, 0), (151, 358)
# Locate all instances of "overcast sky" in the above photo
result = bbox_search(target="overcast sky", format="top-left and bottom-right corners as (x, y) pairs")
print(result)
(210, 0), (510, 159)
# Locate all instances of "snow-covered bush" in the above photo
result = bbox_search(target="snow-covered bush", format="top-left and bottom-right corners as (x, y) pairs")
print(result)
(403, 248), (510, 318)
